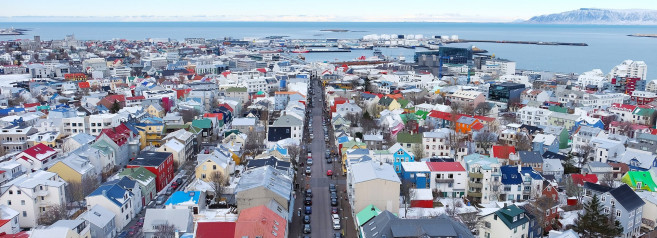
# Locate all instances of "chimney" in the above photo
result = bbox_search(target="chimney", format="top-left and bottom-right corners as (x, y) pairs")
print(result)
(517, 163), (521, 173)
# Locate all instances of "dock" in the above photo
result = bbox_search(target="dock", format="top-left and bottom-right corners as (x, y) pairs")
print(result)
(628, 34), (657, 38)
(450, 39), (588, 46)
(307, 49), (351, 53)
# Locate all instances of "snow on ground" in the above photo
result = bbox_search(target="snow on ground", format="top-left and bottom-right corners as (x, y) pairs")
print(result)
(399, 197), (478, 219)
(559, 210), (581, 228)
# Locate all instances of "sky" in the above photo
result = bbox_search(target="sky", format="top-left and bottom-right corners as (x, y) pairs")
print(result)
(1, 0), (657, 22)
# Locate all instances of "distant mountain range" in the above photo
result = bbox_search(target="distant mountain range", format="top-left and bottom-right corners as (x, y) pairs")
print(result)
(526, 8), (657, 25)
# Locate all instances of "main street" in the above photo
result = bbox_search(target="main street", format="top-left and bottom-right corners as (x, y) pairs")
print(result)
(289, 78), (356, 238)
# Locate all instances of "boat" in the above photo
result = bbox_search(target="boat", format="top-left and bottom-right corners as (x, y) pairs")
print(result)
(292, 49), (310, 53)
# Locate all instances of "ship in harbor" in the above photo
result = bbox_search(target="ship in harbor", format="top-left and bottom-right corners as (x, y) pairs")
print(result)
(0, 27), (25, 35)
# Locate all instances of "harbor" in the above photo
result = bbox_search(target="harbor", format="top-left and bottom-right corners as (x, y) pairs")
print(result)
(628, 34), (657, 38)
(0, 27), (27, 35)
(448, 39), (588, 46)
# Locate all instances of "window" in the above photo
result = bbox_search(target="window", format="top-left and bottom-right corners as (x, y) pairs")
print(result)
(213, 165), (217, 170)
(8, 190), (12, 195)
(617, 210), (621, 217)
(602, 196), (606, 202)
(22, 211), (26, 217)
(20, 200), (24, 205)
(7, 200), (10, 205)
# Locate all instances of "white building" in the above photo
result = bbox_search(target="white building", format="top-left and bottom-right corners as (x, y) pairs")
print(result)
(518, 106), (552, 126)
(608, 60), (648, 80)
(422, 129), (452, 158)
(0, 171), (67, 228)
(578, 69), (607, 89)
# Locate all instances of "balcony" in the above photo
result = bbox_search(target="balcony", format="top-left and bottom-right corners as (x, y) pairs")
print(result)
(468, 173), (483, 179)
(35, 190), (48, 197)
(435, 178), (454, 183)
(468, 192), (482, 198)
(468, 182), (483, 189)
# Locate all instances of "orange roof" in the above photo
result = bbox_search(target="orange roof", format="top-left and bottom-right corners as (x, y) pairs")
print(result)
(385, 93), (404, 100)
(78, 81), (90, 89)
(234, 205), (287, 238)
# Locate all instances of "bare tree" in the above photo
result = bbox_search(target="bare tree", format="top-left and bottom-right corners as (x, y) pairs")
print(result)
(244, 129), (265, 157)
(561, 176), (582, 198)
(474, 130), (498, 154)
(523, 195), (559, 234)
(382, 131), (396, 149)
(400, 180), (416, 218)
(474, 103), (493, 116)
(577, 144), (595, 167)
(501, 113), (518, 124)
(615, 121), (634, 137)
(445, 197), (463, 218)
(285, 144), (301, 167)
(38, 203), (68, 225)
(458, 211), (481, 233)
(515, 132), (532, 151)
(488, 179), (502, 202)
(67, 176), (100, 202)
(344, 112), (362, 128)
(412, 144), (425, 161)
(153, 222), (177, 238)
(599, 173), (616, 188)
(180, 109), (200, 123)
(209, 171), (227, 196)
(601, 114), (617, 130)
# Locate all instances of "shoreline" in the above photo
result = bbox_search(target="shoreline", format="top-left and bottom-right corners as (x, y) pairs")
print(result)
(628, 34), (657, 38)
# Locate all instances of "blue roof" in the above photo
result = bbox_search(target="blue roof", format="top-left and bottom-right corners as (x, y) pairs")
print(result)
(520, 167), (544, 180)
(273, 144), (288, 156)
(165, 191), (201, 205)
(337, 136), (350, 144)
(89, 184), (130, 207)
(500, 166), (522, 185)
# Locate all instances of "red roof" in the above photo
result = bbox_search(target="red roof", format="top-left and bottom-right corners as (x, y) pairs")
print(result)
(175, 89), (192, 99)
(426, 162), (465, 172)
(235, 205), (287, 238)
(0, 219), (10, 228)
(256, 68), (267, 73)
(427, 110), (451, 120)
(23, 102), (40, 108)
(492, 145), (516, 159)
(203, 113), (224, 120)
(126, 96), (145, 101)
(78, 81), (90, 89)
(570, 174), (598, 186)
(221, 71), (231, 77)
(473, 115), (495, 122)
(611, 103), (637, 112)
(97, 124), (132, 146)
(195, 221), (235, 238)
(19, 143), (56, 161)
(217, 103), (233, 113)
(609, 121), (649, 130)
(0, 231), (29, 238)
(471, 121), (485, 131)
(103, 94), (126, 103)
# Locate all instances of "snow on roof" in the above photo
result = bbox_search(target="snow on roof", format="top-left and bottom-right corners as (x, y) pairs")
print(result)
(410, 188), (433, 200)
(351, 161), (401, 184)
(401, 162), (430, 172)
(162, 139), (185, 152)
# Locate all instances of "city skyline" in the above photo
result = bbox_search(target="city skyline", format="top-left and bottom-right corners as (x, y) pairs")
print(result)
(1, 0), (656, 22)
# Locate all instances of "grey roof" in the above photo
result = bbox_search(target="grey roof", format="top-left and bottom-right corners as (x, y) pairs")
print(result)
(271, 114), (303, 127)
(351, 161), (401, 184)
(79, 205), (115, 228)
(232, 117), (257, 126)
(587, 161), (611, 168)
(362, 211), (474, 238)
(143, 208), (193, 233)
(362, 210), (396, 238)
(68, 133), (96, 145)
(519, 151), (543, 164)
(609, 184), (646, 211)
(575, 126), (602, 138)
(543, 159), (563, 172)
(235, 165), (292, 200)
(363, 134), (383, 141)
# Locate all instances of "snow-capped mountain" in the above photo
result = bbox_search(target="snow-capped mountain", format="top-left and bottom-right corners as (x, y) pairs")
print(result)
(526, 8), (657, 25)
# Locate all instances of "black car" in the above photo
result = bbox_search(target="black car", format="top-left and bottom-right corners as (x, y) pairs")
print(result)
(334, 233), (343, 238)
(326, 158), (332, 164)
(331, 198), (338, 206)
(305, 206), (312, 215)
(329, 184), (336, 193)
(304, 197), (312, 205)
(330, 191), (337, 199)
(303, 224), (311, 234)
(303, 215), (311, 224)
(305, 189), (313, 198)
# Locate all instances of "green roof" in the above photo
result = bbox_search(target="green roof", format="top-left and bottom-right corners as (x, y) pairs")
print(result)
(356, 205), (382, 227)
(118, 167), (156, 184)
(414, 110), (429, 120)
(396, 132), (422, 144)
(549, 105), (568, 113)
(256, 91), (265, 95)
(397, 99), (410, 108)
(633, 108), (656, 117)
(622, 171), (657, 192)
(224, 129), (241, 137)
(378, 96), (393, 106)
(192, 119), (212, 129)
(164, 124), (190, 130)
(495, 205), (529, 229)
(91, 140), (114, 155)
(226, 87), (247, 93)
(400, 113), (418, 124)
(189, 126), (203, 134)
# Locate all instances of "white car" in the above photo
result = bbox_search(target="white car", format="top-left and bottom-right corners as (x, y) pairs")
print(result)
(332, 214), (341, 230)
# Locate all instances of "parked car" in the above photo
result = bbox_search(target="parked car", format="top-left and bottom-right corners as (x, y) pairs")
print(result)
(331, 198), (338, 206)
(331, 207), (338, 214)
(156, 196), (166, 205)
(329, 184), (336, 193)
(326, 170), (333, 176)
(305, 166), (312, 175)
(165, 187), (173, 195)
(327, 157), (332, 163)
(307, 158), (313, 166)
(305, 189), (313, 197)
(305, 197), (312, 205)
(334, 233), (343, 238)
(303, 224), (311, 234)
(330, 191), (337, 199)
(304, 215), (311, 224)
(305, 206), (312, 215)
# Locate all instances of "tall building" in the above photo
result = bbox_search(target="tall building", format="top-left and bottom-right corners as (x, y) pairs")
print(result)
(608, 60), (648, 80)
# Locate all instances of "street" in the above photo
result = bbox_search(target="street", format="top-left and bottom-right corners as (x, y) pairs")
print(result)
(289, 78), (356, 238)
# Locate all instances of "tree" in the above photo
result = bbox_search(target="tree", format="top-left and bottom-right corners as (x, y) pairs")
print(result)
(458, 211), (480, 232)
(285, 144), (301, 168)
(38, 203), (68, 225)
(244, 129), (265, 158)
(515, 132), (532, 151)
(209, 171), (227, 196)
(488, 179), (502, 202)
(615, 121), (634, 137)
(382, 131), (396, 149)
(577, 144), (595, 168)
(601, 114), (617, 130)
(501, 113), (518, 124)
(473, 130), (498, 153)
(445, 197), (463, 218)
(344, 112), (362, 128)
(573, 194), (623, 238)
(562, 176), (581, 198)
(14, 54), (22, 66)
(110, 100), (121, 113)
(66, 176), (100, 202)
(153, 222), (177, 238)
(474, 103), (493, 116)
(400, 179), (416, 218)
(412, 144), (425, 161)
(180, 109), (200, 123)
(599, 173), (616, 188)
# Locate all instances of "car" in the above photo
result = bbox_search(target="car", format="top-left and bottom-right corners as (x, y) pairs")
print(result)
(155, 196), (166, 205)
(303, 224), (311, 234)
(304, 197), (312, 205)
(329, 184), (336, 193)
(331, 207), (338, 214)
(305, 166), (312, 175)
(310, 134), (314, 139)
(331, 198), (338, 206)
(307, 153), (312, 159)
(175, 178), (183, 185)
(305, 189), (313, 197)
(303, 215), (311, 224)
(307, 158), (313, 166)
(165, 187), (173, 195)
(330, 191), (337, 199)
(326, 170), (333, 176)
(333, 220), (341, 230)
(327, 157), (332, 164)
(304, 206), (312, 215)
(117, 231), (129, 238)
(334, 233), (343, 238)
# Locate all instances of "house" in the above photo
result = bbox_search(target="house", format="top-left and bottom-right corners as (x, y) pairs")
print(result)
(396, 132), (422, 154)
(156, 139), (185, 168)
(613, 148), (657, 171)
(0, 205), (18, 235)
(517, 151), (544, 172)
(195, 147), (234, 183)
(455, 116), (484, 134)
(446, 90), (485, 108)
(569, 174), (599, 187)
(571, 126), (603, 155)
(548, 112), (580, 132)
(86, 181), (136, 232)
(464, 154), (502, 203)
(195, 221), (235, 238)
(635, 191), (657, 231)
(234, 205), (287, 238)
(621, 171), (657, 192)
(95, 123), (140, 166)
(135, 118), (165, 147)
(234, 165), (292, 212)
(478, 205), (529, 238)
(422, 129), (452, 158)
(145, 104), (165, 118)
(360, 211), (473, 238)
(426, 162), (467, 198)
(231, 117), (257, 135)
(582, 183), (644, 238)
(363, 134), (384, 150)
(14, 143), (57, 171)
(387, 143), (415, 174)
(400, 162), (430, 189)
(30, 219), (90, 238)
(518, 106), (553, 127)
(582, 161), (612, 179)
(542, 159), (564, 182)
(126, 151), (174, 192)
(78, 205), (116, 238)
(47, 154), (98, 184)
(161, 128), (196, 161)
(348, 161), (401, 214)
(532, 134), (558, 154)
(142, 208), (193, 238)
(61, 133), (96, 153)
(500, 166), (544, 201)
(165, 191), (205, 215)
(0, 170), (66, 228)
(117, 167), (157, 206)
(267, 114), (303, 142)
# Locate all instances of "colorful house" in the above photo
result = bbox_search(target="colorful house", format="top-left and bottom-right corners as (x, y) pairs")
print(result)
(387, 143), (415, 174)
(622, 171), (657, 192)
(400, 162), (430, 188)
(126, 151), (174, 192)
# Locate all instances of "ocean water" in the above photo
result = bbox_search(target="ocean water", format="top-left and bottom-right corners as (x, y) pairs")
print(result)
(1, 22), (656, 79)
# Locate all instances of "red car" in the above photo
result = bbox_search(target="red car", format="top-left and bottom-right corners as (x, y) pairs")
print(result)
(327, 170), (333, 176)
